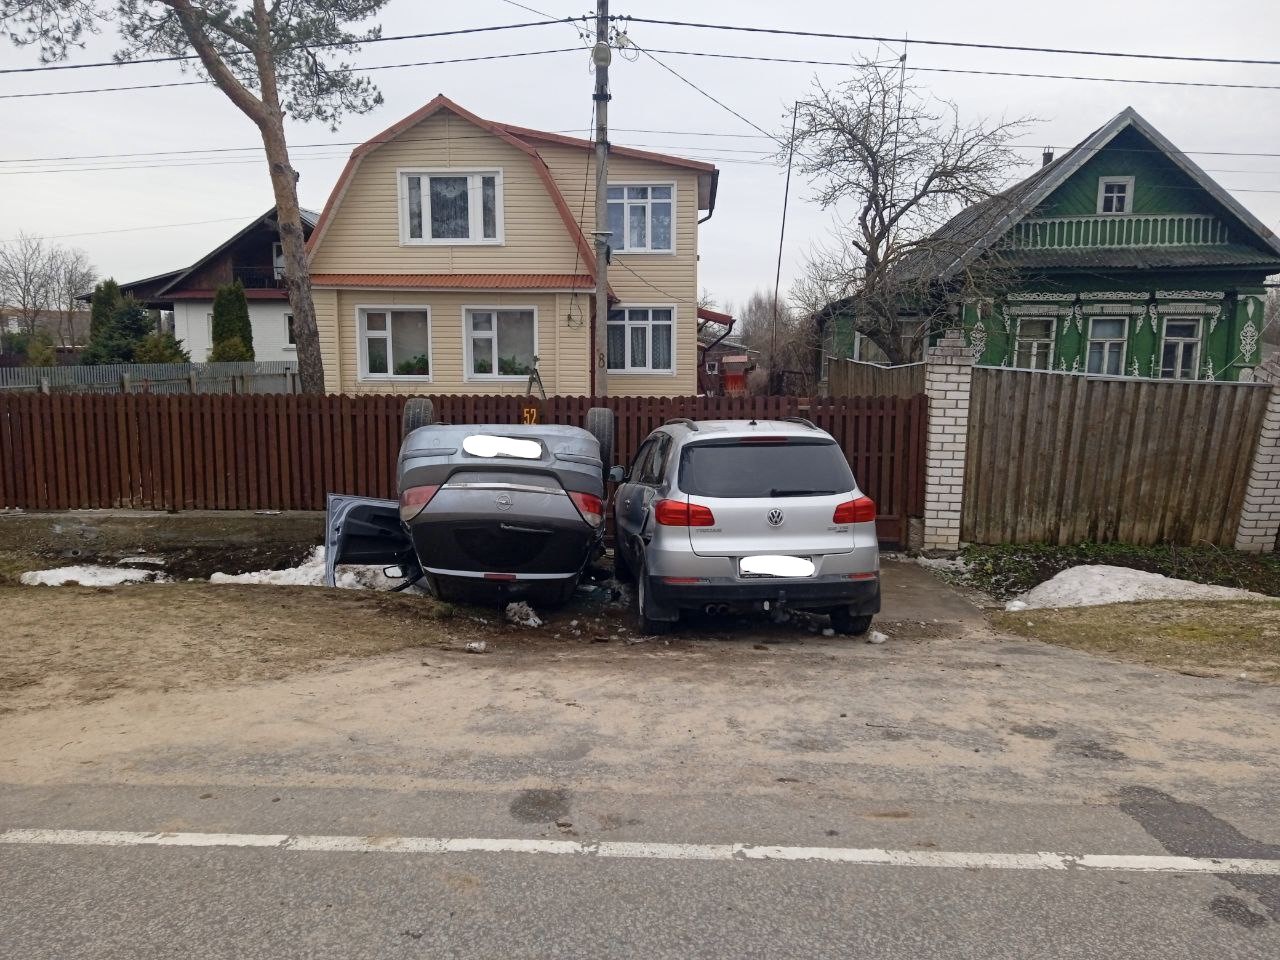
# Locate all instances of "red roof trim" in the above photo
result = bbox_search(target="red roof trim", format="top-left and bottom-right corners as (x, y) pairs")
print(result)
(494, 122), (717, 172)
(697, 307), (735, 324)
(309, 273), (594, 290)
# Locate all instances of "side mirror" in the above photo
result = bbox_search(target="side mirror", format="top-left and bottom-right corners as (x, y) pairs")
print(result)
(608, 465), (626, 483)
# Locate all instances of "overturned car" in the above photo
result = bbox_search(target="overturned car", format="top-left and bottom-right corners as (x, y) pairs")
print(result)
(325, 400), (615, 605)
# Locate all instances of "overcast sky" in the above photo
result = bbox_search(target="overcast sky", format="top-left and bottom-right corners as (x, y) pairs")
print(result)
(1, 0), (1277, 313)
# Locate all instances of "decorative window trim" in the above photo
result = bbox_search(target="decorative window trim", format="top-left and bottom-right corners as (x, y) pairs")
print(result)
(1012, 317), (1055, 371)
(462, 305), (539, 382)
(397, 168), (504, 246)
(355, 304), (433, 383)
(1156, 290), (1224, 300)
(606, 304), (678, 375)
(606, 181), (677, 254)
(1005, 292), (1073, 302)
(1096, 176), (1135, 216)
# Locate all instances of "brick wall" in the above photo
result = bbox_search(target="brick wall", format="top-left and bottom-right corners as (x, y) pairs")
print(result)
(1235, 356), (1280, 552)
(922, 329), (974, 552)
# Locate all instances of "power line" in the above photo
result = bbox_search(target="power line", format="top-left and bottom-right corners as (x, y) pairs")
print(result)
(2, 214), (264, 243)
(639, 47), (1280, 91)
(0, 47), (583, 99)
(613, 15), (1280, 67)
(0, 18), (588, 74)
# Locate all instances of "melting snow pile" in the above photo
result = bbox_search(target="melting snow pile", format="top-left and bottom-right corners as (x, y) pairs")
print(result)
(504, 601), (543, 628)
(1005, 564), (1269, 611)
(210, 546), (418, 592)
(20, 565), (169, 587)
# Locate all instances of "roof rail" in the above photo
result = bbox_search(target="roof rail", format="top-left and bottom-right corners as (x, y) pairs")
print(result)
(663, 417), (699, 431)
(780, 416), (818, 430)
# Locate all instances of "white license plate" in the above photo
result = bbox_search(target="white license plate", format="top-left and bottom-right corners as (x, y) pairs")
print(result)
(739, 555), (816, 579)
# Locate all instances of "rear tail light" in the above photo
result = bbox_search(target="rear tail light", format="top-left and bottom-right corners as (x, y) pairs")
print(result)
(655, 499), (716, 527)
(833, 496), (876, 524)
(569, 490), (605, 527)
(399, 484), (439, 522)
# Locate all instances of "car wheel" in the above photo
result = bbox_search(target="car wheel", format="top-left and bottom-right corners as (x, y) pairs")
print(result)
(585, 407), (615, 483)
(829, 607), (872, 636)
(637, 562), (674, 635)
(402, 398), (435, 440)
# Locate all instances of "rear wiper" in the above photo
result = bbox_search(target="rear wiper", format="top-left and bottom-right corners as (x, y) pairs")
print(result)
(769, 488), (835, 497)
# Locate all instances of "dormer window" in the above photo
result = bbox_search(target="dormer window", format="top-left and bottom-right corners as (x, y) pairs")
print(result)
(399, 169), (503, 244)
(1097, 176), (1134, 215)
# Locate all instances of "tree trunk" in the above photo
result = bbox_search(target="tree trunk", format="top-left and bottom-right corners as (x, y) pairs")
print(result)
(256, 121), (324, 393)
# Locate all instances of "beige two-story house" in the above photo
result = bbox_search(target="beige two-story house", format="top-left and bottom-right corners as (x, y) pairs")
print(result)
(305, 95), (719, 396)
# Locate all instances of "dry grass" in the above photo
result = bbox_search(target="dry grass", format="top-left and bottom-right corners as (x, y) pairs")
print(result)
(992, 599), (1280, 682)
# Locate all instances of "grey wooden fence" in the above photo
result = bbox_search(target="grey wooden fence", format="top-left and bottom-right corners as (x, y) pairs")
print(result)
(826, 359), (925, 398)
(0, 362), (298, 395)
(962, 367), (1272, 546)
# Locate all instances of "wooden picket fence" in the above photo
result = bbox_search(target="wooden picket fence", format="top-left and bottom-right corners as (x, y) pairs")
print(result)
(826, 359), (925, 399)
(0, 392), (927, 543)
(962, 368), (1272, 546)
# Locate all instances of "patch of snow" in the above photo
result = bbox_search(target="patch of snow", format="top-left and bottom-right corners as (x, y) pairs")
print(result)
(911, 555), (969, 573)
(20, 565), (168, 587)
(1007, 565), (1270, 610)
(505, 601), (543, 628)
(119, 556), (166, 567)
(821, 627), (836, 637)
(867, 630), (889, 645)
(465, 640), (488, 654)
(210, 546), (420, 592)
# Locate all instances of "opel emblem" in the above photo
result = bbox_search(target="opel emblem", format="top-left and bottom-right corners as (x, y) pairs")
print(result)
(767, 508), (784, 527)
(495, 494), (513, 511)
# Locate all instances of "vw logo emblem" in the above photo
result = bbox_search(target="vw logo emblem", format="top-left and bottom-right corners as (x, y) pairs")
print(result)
(767, 508), (784, 527)
(495, 494), (513, 511)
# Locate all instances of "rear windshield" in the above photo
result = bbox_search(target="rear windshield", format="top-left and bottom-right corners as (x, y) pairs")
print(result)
(679, 439), (855, 498)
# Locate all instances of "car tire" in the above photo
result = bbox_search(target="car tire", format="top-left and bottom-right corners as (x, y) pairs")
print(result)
(829, 608), (873, 637)
(402, 398), (435, 440)
(637, 562), (674, 635)
(613, 541), (634, 583)
(585, 406), (615, 482)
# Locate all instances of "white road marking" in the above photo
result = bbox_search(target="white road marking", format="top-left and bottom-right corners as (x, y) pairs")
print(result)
(2, 828), (1279, 876)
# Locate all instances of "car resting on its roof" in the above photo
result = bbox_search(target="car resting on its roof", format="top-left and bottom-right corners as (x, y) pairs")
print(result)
(325, 399), (615, 605)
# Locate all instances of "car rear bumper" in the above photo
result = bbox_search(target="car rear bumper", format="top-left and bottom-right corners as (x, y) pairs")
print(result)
(648, 574), (881, 613)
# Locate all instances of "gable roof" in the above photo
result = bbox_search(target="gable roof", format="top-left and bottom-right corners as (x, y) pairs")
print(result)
(152, 206), (319, 297)
(906, 107), (1280, 281)
(304, 94), (719, 269)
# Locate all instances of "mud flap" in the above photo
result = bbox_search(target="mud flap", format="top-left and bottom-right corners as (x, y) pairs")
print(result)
(324, 493), (417, 588)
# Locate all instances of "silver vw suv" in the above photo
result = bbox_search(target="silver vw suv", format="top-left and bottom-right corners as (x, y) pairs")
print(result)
(610, 418), (880, 635)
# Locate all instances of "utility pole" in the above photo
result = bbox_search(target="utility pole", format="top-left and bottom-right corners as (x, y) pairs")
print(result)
(591, 0), (611, 397)
(770, 105), (799, 395)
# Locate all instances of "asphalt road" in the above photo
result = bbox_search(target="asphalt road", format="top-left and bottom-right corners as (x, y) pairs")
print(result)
(3, 562), (1279, 957)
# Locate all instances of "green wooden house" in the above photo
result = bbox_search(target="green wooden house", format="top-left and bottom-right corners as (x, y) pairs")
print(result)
(827, 107), (1280, 381)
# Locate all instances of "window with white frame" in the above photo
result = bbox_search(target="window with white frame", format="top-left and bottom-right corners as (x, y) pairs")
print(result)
(465, 308), (537, 378)
(1160, 317), (1201, 380)
(359, 307), (431, 378)
(606, 184), (674, 252)
(705, 359), (719, 374)
(400, 170), (501, 243)
(607, 307), (674, 372)
(1086, 317), (1127, 375)
(1097, 176), (1134, 215)
(1014, 317), (1054, 370)
(285, 313), (295, 349)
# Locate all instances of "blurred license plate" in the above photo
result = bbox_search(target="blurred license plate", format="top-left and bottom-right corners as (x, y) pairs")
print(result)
(739, 555), (816, 578)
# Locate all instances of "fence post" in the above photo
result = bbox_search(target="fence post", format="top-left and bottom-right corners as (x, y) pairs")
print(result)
(922, 328), (973, 553)
(188, 370), (198, 394)
(39, 376), (50, 395)
(1234, 358), (1280, 552)
(120, 372), (131, 394)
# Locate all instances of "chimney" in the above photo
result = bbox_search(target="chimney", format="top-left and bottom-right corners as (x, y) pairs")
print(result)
(1042, 147), (1055, 167)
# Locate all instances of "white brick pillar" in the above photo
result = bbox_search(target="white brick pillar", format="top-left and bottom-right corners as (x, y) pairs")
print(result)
(1234, 356), (1280, 552)
(922, 328), (974, 552)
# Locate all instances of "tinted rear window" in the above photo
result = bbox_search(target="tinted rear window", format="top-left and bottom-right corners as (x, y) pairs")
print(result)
(679, 439), (854, 498)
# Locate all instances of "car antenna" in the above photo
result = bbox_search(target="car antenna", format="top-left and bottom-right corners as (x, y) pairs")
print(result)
(748, 418), (758, 426)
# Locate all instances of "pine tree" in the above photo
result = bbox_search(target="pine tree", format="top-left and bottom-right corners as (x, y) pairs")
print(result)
(81, 297), (155, 365)
(210, 280), (254, 360)
(88, 279), (122, 341)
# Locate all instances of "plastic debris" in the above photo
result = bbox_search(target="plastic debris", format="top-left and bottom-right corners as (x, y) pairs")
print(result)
(465, 640), (488, 654)
(867, 630), (889, 645)
(504, 601), (543, 628)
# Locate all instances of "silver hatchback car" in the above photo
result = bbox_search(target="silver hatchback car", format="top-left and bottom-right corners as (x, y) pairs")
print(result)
(610, 418), (880, 635)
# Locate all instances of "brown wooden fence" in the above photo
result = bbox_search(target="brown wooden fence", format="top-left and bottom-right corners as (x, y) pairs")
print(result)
(826, 359), (925, 399)
(962, 368), (1271, 546)
(0, 392), (927, 543)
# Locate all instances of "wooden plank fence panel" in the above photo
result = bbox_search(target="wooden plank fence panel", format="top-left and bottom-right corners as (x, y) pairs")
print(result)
(962, 367), (1272, 547)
